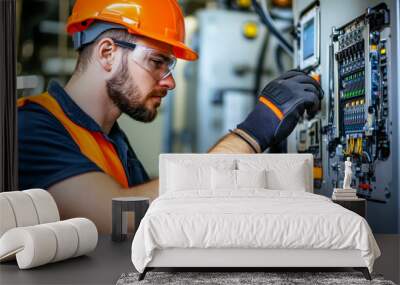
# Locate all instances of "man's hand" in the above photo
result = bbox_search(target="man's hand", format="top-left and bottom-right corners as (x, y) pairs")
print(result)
(234, 70), (323, 152)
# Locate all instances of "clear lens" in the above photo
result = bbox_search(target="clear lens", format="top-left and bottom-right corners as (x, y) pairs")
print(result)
(131, 45), (176, 80)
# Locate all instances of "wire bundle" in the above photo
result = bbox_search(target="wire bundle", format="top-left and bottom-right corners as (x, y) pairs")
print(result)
(344, 137), (363, 156)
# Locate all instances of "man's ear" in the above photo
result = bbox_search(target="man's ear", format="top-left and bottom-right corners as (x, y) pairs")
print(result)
(95, 38), (118, 72)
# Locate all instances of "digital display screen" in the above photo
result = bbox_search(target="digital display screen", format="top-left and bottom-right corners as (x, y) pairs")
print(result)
(303, 18), (315, 60)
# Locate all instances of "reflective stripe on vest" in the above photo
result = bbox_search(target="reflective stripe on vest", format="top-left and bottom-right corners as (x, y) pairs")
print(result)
(18, 92), (129, 188)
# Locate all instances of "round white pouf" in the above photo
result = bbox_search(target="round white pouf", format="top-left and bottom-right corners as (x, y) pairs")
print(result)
(0, 196), (17, 237)
(42, 221), (79, 262)
(66, 218), (98, 257)
(24, 189), (60, 223)
(1, 192), (39, 227)
(0, 226), (57, 269)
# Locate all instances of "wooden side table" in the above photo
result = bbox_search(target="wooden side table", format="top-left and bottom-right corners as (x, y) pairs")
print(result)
(112, 197), (149, 242)
(332, 198), (366, 218)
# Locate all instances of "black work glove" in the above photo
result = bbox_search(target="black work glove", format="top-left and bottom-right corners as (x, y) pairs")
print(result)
(234, 70), (324, 152)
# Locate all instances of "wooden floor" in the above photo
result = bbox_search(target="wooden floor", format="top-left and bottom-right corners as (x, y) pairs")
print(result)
(373, 234), (400, 284)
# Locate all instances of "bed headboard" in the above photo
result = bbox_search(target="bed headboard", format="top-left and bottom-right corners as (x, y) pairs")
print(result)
(159, 153), (314, 195)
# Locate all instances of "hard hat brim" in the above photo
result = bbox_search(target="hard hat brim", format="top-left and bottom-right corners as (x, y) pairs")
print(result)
(126, 28), (198, 61)
(165, 39), (198, 61)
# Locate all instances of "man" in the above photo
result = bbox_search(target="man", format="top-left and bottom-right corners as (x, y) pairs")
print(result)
(18, 0), (323, 233)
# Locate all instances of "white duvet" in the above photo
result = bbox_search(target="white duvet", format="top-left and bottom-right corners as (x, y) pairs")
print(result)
(131, 190), (380, 273)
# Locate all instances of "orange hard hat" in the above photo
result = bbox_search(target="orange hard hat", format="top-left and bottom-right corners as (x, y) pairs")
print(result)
(66, 0), (198, 61)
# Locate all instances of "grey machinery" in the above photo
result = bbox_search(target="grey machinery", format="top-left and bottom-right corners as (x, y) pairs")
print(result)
(194, 8), (291, 153)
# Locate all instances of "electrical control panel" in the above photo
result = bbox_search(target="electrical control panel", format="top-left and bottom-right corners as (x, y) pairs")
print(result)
(327, 3), (392, 202)
(292, 0), (398, 233)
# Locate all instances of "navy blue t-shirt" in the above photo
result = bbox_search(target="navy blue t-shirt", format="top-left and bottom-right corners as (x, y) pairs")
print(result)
(18, 81), (150, 189)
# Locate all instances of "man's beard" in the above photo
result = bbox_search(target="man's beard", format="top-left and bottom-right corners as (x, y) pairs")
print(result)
(106, 56), (158, 123)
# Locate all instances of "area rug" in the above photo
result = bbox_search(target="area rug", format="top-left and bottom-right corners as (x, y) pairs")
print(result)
(116, 271), (396, 285)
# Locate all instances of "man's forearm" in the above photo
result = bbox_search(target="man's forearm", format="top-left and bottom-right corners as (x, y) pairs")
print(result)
(208, 133), (256, 154)
(123, 179), (159, 200)
(49, 173), (159, 234)
(50, 133), (255, 234)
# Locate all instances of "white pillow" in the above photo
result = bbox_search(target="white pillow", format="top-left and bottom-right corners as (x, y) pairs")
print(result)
(211, 168), (236, 190)
(166, 160), (236, 192)
(238, 159), (309, 192)
(236, 169), (267, 189)
(164, 159), (236, 193)
(167, 162), (210, 191)
(211, 169), (268, 190)
(265, 164), (307, 191)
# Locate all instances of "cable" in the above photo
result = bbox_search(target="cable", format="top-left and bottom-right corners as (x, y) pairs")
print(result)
(275, 45), (286, 74)
(254, 30), (270, 97)
(362, 151), (372, 163)
(251, 0), (294, 56)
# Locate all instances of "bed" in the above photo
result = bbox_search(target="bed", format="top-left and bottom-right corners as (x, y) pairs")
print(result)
(131, 154), (380, 280)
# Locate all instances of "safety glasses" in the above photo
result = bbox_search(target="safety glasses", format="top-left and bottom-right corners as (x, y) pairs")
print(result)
(112, 38), (177, 81)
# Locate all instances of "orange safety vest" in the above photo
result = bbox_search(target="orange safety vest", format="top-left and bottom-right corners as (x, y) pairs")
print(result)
(18, 92), (129, 188)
